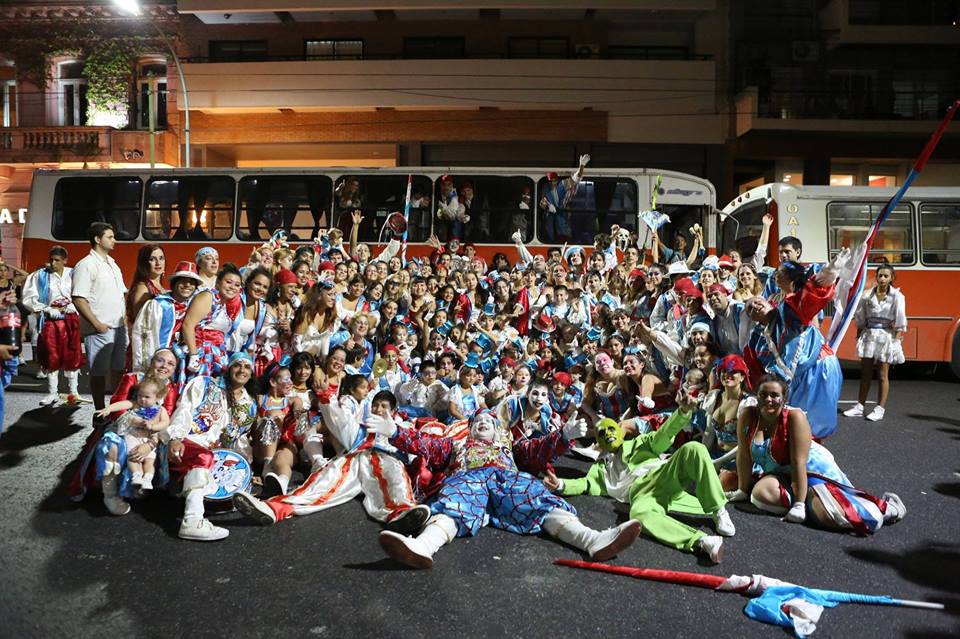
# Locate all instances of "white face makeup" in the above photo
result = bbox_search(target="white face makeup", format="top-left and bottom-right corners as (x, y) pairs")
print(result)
(470, 413), (498, 443)
(595, 353), (614, 375)
(528, 386), (549, 409)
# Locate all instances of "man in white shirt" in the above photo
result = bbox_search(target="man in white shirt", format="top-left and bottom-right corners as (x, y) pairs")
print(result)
(71, 223), (128, 410)
(22, 246), (83, 405)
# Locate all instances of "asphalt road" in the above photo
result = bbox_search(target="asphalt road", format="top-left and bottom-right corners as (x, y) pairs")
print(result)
(1, 366), (958, 639)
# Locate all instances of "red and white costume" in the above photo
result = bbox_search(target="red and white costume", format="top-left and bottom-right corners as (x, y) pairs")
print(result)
(262, 393), (418, 525)
(22, 266), (83, 401)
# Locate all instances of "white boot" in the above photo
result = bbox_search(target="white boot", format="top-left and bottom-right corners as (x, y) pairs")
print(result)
(178, 469), (229, 541)
(39, 371), (59, 406)
(65, 370), (80, 403)
(101, 462), (130, 516)
(379, 514), (458, 569)
(542, 510), (642, 561)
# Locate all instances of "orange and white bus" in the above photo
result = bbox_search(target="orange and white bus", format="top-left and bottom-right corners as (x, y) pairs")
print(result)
(23, 165), (715, 273)
(720, 183), (960, 374)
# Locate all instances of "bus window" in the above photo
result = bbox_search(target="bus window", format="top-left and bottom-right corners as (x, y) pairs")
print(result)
(332, 174), (432, 244)
(719, 200), (765, 263)
(827, 202), (914, 265)
(657, 203), (706, 266)
(920, 203), (960, 265)
(433, 175), (534, 244)
(237, 175), (332, 241)
(144, 176), (234, 241)
(52, 177), (141, 241)
(537, 177), (637, 245)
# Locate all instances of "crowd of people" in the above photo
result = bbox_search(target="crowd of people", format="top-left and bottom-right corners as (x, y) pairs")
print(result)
(6, 172), (912, 567)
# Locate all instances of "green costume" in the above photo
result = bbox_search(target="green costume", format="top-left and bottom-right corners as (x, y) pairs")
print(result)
(561, 410), (727, 552)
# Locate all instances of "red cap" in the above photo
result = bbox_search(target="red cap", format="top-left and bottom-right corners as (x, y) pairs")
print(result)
(275, 268), (298, 285)
(320, 260), (335, 272)
(628, 268), (645, 281)
(440, 174), (453, 184)
(718, 255), (734, 268)
(500, 356), (516, 368)
(382, 344), (400, 356)
(170, 261), (202, 284)
(707, 283), (728, 295)
(521, 186), (531, 195)
(716, 354), (751, 388)
(673, 277), (696, 293)
(546, 171), (558, 181)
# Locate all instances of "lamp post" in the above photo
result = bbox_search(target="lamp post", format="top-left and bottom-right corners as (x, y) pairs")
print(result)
(113, 0), (191, 167)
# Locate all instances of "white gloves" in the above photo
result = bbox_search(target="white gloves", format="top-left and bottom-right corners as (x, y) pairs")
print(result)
(562, 416), (588, 442)
(815, 247), (851, 286)
(783, 501), (807, 523)
(187, 353), (201, 373)
(724, 489), (749, 503)
(365, 414), (398, 439)
(579, 154), (591, 167)
(44, 307), (62, 320)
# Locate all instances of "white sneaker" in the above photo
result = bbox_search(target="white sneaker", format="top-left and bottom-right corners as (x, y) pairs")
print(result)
(698, 535), (724, 564)
(843, 403), (864, 417)
(232, 491), (277, 525)
(586, 520), (642, 561)
(712, 508), (736, 537)
(178, 518), (229, 541)
(882, 492), (906, 523)
(39, 393), (59, 407)
(866, 406), (885, 422)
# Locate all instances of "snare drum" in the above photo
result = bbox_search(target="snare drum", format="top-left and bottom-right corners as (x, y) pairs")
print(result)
(204, 448), (252, 503)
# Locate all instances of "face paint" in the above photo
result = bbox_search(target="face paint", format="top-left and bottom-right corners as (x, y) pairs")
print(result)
(595, 418), (624, 453)
(528, 386), (549, 410)
(470, 413), (498, 443)
(595, 353), (614, 376)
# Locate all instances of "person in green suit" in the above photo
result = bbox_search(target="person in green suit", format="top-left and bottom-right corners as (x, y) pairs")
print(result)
(545, 389), (735, 563)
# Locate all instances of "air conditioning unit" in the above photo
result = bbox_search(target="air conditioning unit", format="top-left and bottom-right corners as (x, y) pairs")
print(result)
(791, 41), (820, 62)
(574, 43), (600, 59)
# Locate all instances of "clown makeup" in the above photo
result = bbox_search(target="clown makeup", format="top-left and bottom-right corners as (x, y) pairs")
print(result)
(514, 366), (531, 389)
(528, 384), (550, 410)
(595, 418), (624, 453)
(271, 369), (294, 396)
(594, 352), (615, 376)
(622, 354), (643, 378)
(470, 413), (497, 443)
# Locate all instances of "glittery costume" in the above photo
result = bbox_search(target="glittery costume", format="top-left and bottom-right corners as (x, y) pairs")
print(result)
(749, 407), (895, 535)
(743, 278), (842, 438)
(186, 291), (244, 381)
(389, 419), (574, 537)
(561, 410), (727, 553)
(260, 394), (419, 525)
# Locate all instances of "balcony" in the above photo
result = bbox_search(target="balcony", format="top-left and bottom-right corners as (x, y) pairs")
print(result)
(0, 127), (179, 165)
(735, 86), (957, 136)
(820, 0), (960, 49)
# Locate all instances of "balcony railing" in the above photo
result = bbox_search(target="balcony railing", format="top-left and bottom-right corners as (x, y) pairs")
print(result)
(756, 89), (956, 120)
(182, 50), (713, 63)
(0, 127), (177, 165)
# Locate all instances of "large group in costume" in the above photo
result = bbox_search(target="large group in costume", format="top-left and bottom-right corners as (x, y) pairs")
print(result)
(11, 159), (907, 568)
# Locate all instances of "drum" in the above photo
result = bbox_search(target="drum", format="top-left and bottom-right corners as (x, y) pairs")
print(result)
(204, 449), (252, 509)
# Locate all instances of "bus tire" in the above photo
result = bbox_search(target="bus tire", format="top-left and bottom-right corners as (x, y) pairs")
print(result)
(951, 332), (960, 381)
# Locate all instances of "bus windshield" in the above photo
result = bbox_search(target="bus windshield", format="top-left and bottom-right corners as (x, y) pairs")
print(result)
(720, 199), (766, 262)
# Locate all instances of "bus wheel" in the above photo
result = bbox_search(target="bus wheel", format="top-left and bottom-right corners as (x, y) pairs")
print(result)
(950, 332), (960, 381)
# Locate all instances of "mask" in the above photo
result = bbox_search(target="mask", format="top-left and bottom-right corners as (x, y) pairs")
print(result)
(595, 354), (614, 375)
(528, 387), (549, 410)
(595, 418), (624, 453)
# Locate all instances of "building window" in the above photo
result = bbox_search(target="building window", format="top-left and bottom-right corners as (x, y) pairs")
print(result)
(137, 61), (168, 130)
(209, 40), (267, 62)
(403, 37), (465, 59)
(507, 38), (569, 59)
(305, 39), (363, 60)
(920, 203), (960, 265)
(58, 61), (87, 126)
(1, 81), (15, 127)
(827, 202), (915, 265)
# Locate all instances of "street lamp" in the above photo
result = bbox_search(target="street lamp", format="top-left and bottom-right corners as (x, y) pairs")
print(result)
(113, 0), (192, 167)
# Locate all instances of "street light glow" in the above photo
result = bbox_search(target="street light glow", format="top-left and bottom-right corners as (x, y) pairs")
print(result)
(112, 0), (142, 16)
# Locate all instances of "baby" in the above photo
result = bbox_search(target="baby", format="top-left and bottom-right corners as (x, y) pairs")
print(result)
(95, 376), (170, 491)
